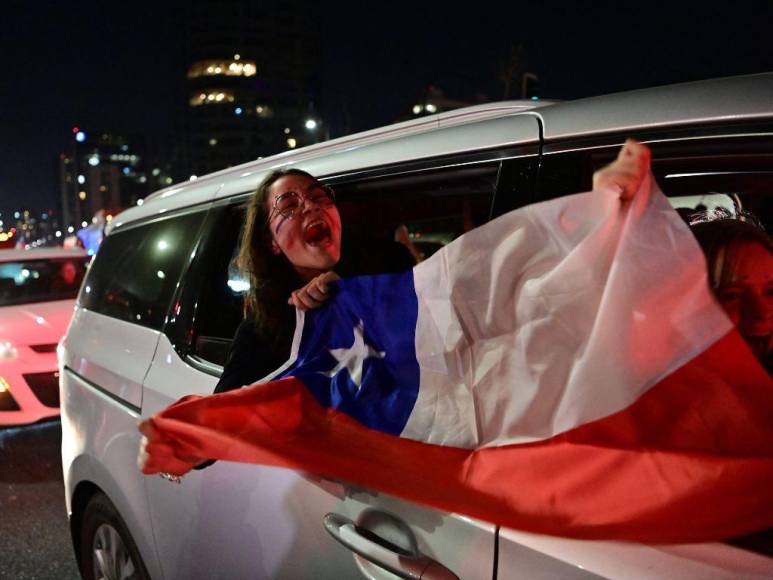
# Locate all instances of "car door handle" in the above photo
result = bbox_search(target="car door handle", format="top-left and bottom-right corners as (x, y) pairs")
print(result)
(323, 513), (458, 580)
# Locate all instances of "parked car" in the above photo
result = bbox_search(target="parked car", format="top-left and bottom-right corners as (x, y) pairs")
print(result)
(0, 248), (89, 426)
(60, 73), (773, 580)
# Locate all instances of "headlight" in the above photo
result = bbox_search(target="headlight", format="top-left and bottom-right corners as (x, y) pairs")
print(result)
(0, 341), (18, 360)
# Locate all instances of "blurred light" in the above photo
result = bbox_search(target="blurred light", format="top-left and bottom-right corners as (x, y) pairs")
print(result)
(122, 167), (131, 175)
(55, 230), (62, 238)
(136, 198), (144, 206)
(87, 249), (94, 256)
(234, 54), (240, 60)
(81, 221), (88, 227)
(139, 176), (147, 183)
(67, 226), (75, 233)
(84, 286), (91, 294)
(165, 177), (173, 184)
(209, 138), (218, 146)
(78, 191), (86, 200)
(106, 215), (113, 222)
(234, 107), (243, 115)
(157, 240), (169, 250)
(227, 279), (250, 293)
(41, 212), (48, 220)
(88, 155), (99, 166)
(189, 175), (197, 181)
(412, 105), (422, 114)
(77, 175), (86, 184)
(157, 270), (166, 279)
(75, 131), (86, 142)
(20, 269), (30, 279)
(14, 211), (20, 219)
(256, 106), (264, 113)
(72, 127), (79, 134)
(284, 127), (291, 134)
(152, 168), (160, 176)
(305, 119), (317, 130)
(531, 96), (539, 101)
(287, 138), (297, 148)
(0, 342), (18, 360)
(425, 103), (437, 113)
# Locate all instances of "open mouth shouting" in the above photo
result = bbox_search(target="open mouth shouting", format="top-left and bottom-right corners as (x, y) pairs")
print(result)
(303, 219), (332, 246)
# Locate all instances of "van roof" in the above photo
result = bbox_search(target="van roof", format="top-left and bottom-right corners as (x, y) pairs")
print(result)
(112, 72), (773, 231)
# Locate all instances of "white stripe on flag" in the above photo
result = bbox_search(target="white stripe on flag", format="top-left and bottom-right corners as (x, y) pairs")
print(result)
(403, 175), (731, 448)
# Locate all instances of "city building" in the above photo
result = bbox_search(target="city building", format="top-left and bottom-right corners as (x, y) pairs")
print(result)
(175, 0), (322, 180)
(58, 129), (173, 230)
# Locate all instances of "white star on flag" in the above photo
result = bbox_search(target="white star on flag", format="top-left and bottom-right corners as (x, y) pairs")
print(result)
(321, 319), (385, 389)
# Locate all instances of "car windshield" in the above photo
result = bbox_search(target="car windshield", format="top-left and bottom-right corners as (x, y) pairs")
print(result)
(0, 257), (90, 306)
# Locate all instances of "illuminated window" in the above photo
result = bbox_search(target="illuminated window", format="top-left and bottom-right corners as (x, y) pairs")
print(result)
(187, 59), (257, 79)
(189, 90), (236, 106)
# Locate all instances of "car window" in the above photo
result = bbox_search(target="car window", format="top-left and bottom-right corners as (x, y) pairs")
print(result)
(537, 136), (772, 231)
(79, 210), (206, 330)
(0, 257), (90, 306)
(180, 163), (500, 368)
(335, 163), (499, 261)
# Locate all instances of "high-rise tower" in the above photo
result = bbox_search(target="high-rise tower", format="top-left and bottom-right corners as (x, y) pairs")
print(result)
(176, 0), (321, 179)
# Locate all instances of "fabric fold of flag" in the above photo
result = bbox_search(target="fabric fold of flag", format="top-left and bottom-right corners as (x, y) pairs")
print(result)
(146, 176), (773, 543)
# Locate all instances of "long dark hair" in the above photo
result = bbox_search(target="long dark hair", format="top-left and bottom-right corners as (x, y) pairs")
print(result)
(237, 168), (318, 350)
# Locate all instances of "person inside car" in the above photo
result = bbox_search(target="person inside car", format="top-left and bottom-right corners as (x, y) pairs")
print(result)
(216, 168), (416, 394)
(690, 217), (772, 372)
(50, 260), (82, 295)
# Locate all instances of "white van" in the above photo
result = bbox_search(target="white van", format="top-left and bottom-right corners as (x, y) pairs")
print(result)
(60, 73), (773, 580)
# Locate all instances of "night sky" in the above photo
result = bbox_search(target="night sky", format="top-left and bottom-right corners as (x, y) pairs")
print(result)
(2, 0), (773, 221)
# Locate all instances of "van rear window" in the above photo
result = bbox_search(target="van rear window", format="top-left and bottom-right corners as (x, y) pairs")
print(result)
(79, 211), (206, 330)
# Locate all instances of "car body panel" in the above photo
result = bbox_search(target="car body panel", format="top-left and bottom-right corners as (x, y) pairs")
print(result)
(60, 365), (162, 580)
(498, 527), (773, 579)
(63, 307), (158, 410)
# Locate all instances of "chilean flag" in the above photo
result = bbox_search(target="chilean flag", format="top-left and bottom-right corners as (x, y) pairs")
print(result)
(144, 175), (773, 543)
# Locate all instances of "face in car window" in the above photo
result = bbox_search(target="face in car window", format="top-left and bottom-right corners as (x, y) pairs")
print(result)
(714, 240), (773, 362)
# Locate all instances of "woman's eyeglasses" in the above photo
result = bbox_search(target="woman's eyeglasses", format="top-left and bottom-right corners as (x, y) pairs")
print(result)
(268, 185), (336, 222)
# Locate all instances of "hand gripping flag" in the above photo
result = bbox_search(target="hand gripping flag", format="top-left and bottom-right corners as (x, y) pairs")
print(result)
(144, 175), (773, 543)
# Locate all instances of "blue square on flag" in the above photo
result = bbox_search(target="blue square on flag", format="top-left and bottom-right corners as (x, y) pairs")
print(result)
(276, 271), (420, 435)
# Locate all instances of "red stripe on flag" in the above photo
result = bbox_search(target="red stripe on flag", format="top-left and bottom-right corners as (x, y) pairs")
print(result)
(149, 330), (773, 543)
